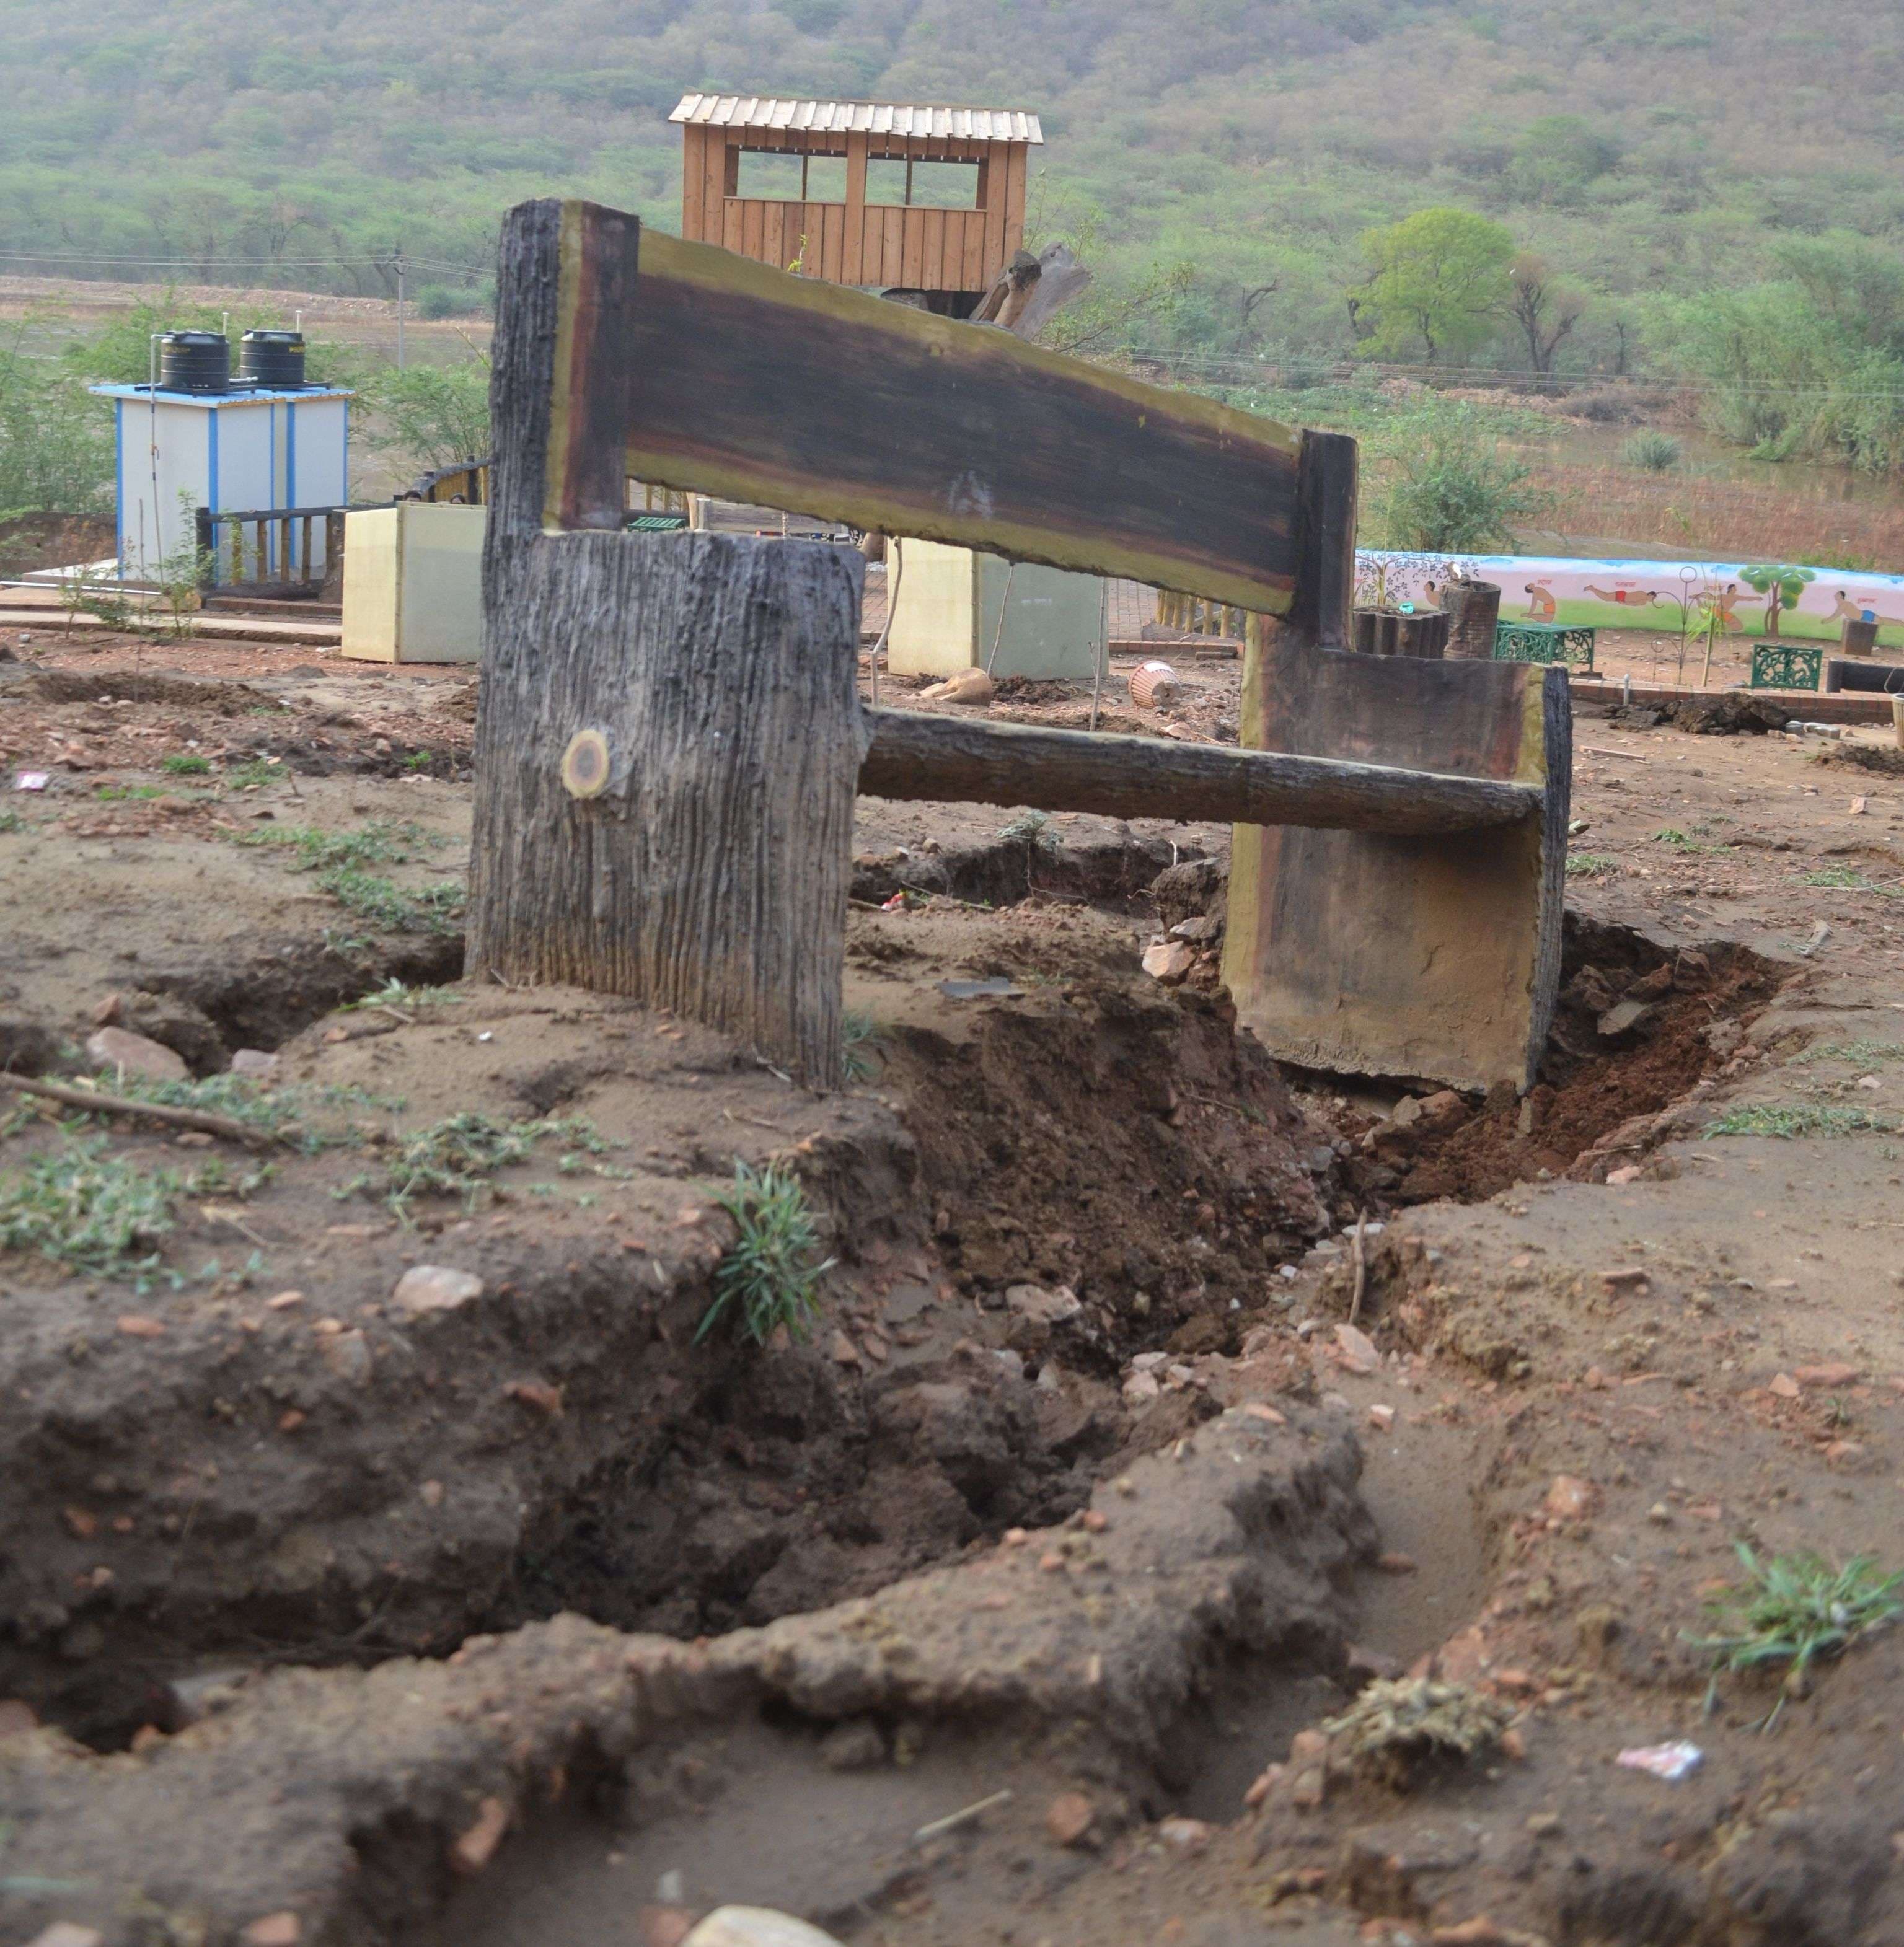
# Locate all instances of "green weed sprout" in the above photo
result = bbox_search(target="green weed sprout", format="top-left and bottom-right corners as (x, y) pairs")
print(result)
(696, 1161), (833, 1347)
(1687, 1542), (1903, 1729)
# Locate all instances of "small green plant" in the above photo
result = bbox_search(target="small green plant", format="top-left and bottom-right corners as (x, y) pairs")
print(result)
(1654, 827), (1732, 855)
(1704, 1102), (1890, 1138)
(342, 1112), (602, 1216)
(161, 754), (211, 776)
(1566, 852), (1619, 877)
(1619, 430), (1681, 472)
(0, 1136), (185, 1281)
(222, 758), (284, 789)
(997, 809), (1060, 856)
(1316, 1677), (1512, 1788)
(0, 809), (23, 834)
(1801, 864), (1899, 895)
(1800, 1037), (1904, 1065)
(1686, 1542), (1903, 1729)
(320, 871), (466, 934)
(842, 1008), (884, 1081)
(402, 749), (434, 772)
(340, 978), (465, 1013)
(695, 1161), (833, 1347)
(238, 820), (431, 872)
(94, 783), (166, 802)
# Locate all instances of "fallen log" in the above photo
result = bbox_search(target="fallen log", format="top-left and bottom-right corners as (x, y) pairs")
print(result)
(0, 1071), (291, 1149)
(857, 708), (1538, 837)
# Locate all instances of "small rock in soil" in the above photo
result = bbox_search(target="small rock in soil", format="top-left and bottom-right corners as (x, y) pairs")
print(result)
(1046, 1791), (1096, 1847)
(1596, 998), (1658, 1040)
(1544, 1475), (1595, 1521)
(392, 1265), (484, 1314)
(643, 1910), (698, 1947)
(1334, 1322), (1380, 1374)
(1006, 1282), (1083, 1325)
(683, 1909), (844, 1947)
(229, 1049), (280, 1078)
(86, 1025), (188, 1081)
(1158, 1815), (1213, 1855)
(817, 1720), (888, 1772)
(241, 1917), (301, 1947)
(1796, 1362), (1861, 1388)
(449, 1795), (510, 1875)
(1376, 1552), (1418, 1575)
(1142, 939), (1196, 985)
(28, 1928), (104, 1947)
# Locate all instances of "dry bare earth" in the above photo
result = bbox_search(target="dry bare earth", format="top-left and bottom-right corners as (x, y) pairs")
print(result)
(2, 635), (1904, 1945)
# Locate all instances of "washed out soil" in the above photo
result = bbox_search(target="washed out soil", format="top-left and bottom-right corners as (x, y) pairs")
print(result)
(9, 636), (1904, 1946)
(0, 511), (114, 580)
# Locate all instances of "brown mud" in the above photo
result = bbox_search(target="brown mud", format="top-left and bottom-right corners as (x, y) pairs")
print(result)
(3, 633), (1904, 1946)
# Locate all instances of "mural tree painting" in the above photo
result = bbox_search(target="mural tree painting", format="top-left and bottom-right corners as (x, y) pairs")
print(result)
(1739, 564), (1816, 636)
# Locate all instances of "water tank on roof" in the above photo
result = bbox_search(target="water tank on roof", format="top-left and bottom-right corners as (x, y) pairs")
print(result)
(157, 330), (230, 393)
(239, 329), (307, 390)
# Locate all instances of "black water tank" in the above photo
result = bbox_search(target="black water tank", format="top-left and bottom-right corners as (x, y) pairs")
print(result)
(238, 328), (307, 390)
(157, 330), (230, 393)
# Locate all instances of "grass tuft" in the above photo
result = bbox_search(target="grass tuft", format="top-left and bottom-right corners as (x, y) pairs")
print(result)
(1686, 1542), (1903, 1729)
(0, 1136), (185, 1281)
(238, 820), (436, 873)
(1566, 852), (1619, 878)
(318, 871), (465, 935)
(696, 1161), (834, 1347)
(342, 1112), (604, 1217)
(1704, 1102), (1891, 1138)
(998, 808), (1061, 856)
(160, 754), (211, 776)
(1799, 1037), (1904, 1065)
(842, 1008), (884, 1082)
(340, 978), (465, 1013)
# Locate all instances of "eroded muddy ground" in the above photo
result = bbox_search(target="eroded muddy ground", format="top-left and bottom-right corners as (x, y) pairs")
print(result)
(3, 630), (1904, 1947)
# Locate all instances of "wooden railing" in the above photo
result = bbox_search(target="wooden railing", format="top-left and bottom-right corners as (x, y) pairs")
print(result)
(195, 505), (349, 591)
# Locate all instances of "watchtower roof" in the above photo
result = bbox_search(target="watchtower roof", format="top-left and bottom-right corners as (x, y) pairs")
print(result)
(669, 95), (1042, 145)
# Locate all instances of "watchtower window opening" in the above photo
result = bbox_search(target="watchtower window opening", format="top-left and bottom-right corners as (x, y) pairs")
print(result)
(865, 158), (982, 209)
(733, 149), (848, 201)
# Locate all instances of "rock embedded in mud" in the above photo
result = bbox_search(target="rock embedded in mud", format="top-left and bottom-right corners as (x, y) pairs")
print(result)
(392, 1265), (485, 1314)
(1046, 1790), (1096, 1847)
(1005, 1283), (1082, 1327)
(240, 1915), (302, 1946)
(229, 1049), (280, 1078)
(27, 1928), (104, 1947)
(1141, 939), (1196, 985)
(683, 1910), (843, 1947)
(84, 1025), (188, 1081)
(817, 1720), (887, 1772)
(1543, 1475), (1595, 1522)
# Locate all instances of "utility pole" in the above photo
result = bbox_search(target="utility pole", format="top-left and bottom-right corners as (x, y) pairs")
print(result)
(395, 246), (407, 370)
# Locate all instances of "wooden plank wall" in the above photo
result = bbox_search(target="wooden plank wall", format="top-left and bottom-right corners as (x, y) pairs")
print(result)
(677, 125), (1025, 291)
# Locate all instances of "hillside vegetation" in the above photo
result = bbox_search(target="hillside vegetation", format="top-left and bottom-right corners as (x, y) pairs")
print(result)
(6, 0), (1904, 496)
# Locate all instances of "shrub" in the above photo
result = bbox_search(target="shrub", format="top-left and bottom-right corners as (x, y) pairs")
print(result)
(1370, 402), (1548, 553)
(1620, 431), (1681, 472)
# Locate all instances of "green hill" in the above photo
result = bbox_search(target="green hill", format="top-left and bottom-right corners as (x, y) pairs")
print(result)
(4, 0), (1904, 384)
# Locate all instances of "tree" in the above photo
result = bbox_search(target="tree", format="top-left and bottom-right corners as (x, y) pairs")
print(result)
(1505, 116), (1620, 207)
(1738, 565), (1815, 638)
(1352, 208), (1515, 363)
(1507, 254), (1582, 378)
(359, 351), (492, 472)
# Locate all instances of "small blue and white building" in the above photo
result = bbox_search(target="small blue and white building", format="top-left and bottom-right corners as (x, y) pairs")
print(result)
(90, 356), (351, 581)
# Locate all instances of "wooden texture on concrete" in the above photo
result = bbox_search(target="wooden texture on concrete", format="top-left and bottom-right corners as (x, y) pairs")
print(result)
(593, 214), (1303, 611)
(469, 529), (865, 1088)
(1223, 625), (1571, 1092)
(858, 710), (1539, 836)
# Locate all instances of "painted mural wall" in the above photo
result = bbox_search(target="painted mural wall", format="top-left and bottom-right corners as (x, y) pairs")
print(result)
(1357, 551), (1904, 650)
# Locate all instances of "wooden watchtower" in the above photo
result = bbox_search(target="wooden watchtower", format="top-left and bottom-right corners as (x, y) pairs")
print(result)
(669, 94), (1041, 314)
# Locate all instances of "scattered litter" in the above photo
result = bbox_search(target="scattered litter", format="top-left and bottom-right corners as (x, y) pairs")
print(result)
(1616, 1740), (1703, 1782)
(880, 890), (911, 912)
(13, 773), (48, 792)
(1129, 661), (1183, 708)
(938, 977), (1023, 1000)
(912, 1787), (1013, 1846)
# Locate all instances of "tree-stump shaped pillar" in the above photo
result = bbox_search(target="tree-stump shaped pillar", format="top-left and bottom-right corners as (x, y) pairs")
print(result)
(469, 196), (866, 1088)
